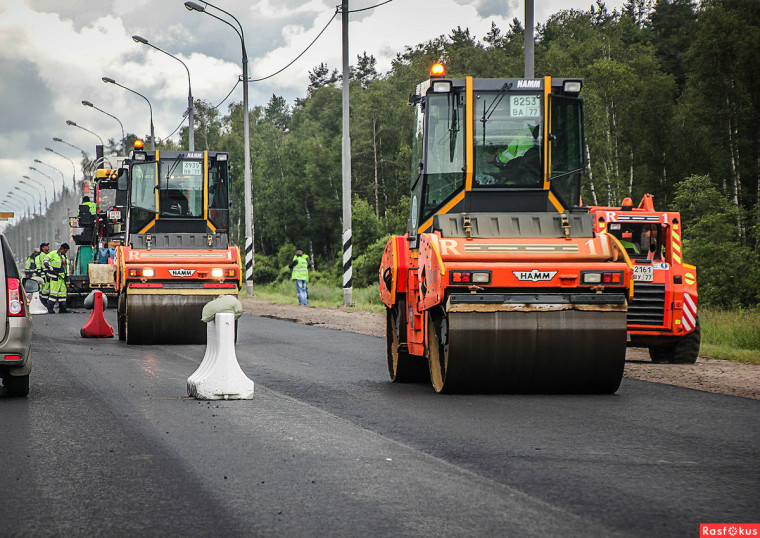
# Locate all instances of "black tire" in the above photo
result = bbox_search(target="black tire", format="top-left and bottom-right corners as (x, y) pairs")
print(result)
(117, 293), (126, 341)
(5, 374), (30, 397)
(649, 317), (701, 364)
(648, 345), (671, 363)
(386, 300), (428, 383)
(427, 310), (452, 393)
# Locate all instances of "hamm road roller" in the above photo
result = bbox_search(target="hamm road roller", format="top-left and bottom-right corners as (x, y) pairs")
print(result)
(115, 142), (242, 344)
(379, 64), (634, 393)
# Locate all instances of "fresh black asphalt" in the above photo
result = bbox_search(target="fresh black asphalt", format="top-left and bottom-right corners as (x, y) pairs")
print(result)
(1, 309), (758, 536)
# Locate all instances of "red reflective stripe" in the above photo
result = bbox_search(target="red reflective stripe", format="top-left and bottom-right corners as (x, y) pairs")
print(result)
(4, 355), (22, 361)
(129, 283), (163, 288)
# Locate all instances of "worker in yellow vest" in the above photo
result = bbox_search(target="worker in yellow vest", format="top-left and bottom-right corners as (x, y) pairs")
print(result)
(288, 249), (309, 306)
(46, 243), (70, 313)
(34, 243), (51, 307)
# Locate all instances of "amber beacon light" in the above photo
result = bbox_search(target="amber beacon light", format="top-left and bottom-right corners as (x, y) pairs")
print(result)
(430, 63), (445, 78)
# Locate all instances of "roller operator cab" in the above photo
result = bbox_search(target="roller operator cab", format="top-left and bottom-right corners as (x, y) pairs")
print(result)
(116, 143), (242, 345)
(589, 195), (700, 363)
(379, 66), (634, 393)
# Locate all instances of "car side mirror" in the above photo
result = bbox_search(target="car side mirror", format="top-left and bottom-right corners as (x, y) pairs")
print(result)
(23, 278), (40, 293)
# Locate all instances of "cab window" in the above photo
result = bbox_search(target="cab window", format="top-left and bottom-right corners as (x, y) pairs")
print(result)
(474, 92), (542, 187)
(422, 93), (464, 220)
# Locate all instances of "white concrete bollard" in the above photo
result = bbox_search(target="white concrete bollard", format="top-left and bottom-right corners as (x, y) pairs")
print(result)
(187, 322), (216, 391)
(29, 291), (48, 315)
(187, 312), (253, 400)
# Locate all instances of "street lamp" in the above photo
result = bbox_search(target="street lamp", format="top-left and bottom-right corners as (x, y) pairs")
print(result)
(132, 35), (194, 151)
(65, 119), (104, 145)
(24, 175), (56, 202)
(52, 137), (89, 159)
(32, 160), (64, 193)
(29, 167), (59, 200)
(19, 181), (45, 213)
(102, 76), (155, 150)
(20, 178), (48, 206)
(185, 0), (254, 295)
(46, 145), (78, 190)
(2, 197), (25, 215)
(82, 100), (126, 155)
(7, 193), (31, 218)
(13, 188), (38, 215)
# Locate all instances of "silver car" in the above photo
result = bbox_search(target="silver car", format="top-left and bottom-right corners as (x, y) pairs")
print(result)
(0, 234), (32, 397)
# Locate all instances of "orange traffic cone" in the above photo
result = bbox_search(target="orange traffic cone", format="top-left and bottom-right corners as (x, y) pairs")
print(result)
(80, 291), (114, 338)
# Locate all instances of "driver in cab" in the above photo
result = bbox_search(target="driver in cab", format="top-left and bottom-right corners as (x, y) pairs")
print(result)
(481, 124), (541, 186)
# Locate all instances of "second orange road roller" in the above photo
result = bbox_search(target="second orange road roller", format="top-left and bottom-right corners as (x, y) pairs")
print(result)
(114, 142), (242, 345)
(379, 65), (634, 393)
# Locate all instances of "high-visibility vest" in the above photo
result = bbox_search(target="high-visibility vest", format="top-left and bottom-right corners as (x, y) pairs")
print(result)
(34, 252), (49, 276)
(497, 128), (536, 164)
(619, 239), (640, 254)
(25, 255), (37, 271)
(83, 201), (97, 214)
(290, 254), (309, 282)
(47, 251), (68, 280)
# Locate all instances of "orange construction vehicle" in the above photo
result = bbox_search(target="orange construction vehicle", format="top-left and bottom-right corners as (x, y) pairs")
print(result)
(379, 65), (634, 393)
(588, 195), (699, 363)
(114, 142), (242, 344)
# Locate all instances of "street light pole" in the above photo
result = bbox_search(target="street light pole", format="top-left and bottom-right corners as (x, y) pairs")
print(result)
(65, 119), (104, 145)
(82, 100), (126, 155)
(20, 182), (45, 213)
(14, 187), (38, 215)
(21, 178), (48, 207)
(524, 0), (534, 78)
(25, 174), (56, 202)
(47, 144), (79, 190)
(33, 160), (65, 194)
(8, 194), (31, 218)
(341, 0), (353, 306)
(5, 196), (26, 214)
(132, 35), (194, 151)
(102, 77), (155, 150)
(185, 0), (254, 296)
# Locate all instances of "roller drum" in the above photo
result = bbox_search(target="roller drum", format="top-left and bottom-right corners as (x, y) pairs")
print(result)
(125, 293), (211, 345)
(429, 308), (627, 394)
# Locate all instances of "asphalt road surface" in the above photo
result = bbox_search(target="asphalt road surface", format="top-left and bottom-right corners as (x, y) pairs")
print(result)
(1, 309), (758, 537)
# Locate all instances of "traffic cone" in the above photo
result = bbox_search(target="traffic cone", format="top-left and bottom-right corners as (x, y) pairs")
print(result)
(80, 291), (114, 338)
(187, 312), (253, 400)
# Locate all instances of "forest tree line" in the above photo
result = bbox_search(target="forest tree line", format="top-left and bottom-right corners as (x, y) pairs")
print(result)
(143, 0), (760, 308)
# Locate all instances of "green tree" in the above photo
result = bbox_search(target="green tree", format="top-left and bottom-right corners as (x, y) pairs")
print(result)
(673, 175), (760, 307)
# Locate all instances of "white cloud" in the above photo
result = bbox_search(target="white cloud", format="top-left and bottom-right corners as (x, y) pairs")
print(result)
(0, 0), (626, 231)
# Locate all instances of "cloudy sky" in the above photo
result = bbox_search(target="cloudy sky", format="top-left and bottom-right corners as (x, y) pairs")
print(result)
(0, 0), (625, 224)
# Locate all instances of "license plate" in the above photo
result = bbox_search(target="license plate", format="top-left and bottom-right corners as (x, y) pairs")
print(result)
(107, 210), (121, 220)
(633, 265), (653, 282)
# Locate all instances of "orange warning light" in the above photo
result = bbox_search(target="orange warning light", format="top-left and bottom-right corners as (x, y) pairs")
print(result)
(134, 139), (144, 149)
(430, 63), (445, 78)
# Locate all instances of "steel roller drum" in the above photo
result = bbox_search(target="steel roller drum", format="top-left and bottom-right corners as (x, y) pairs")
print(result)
(125, 293), (211, 345)
(428, 307), (627, 394)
